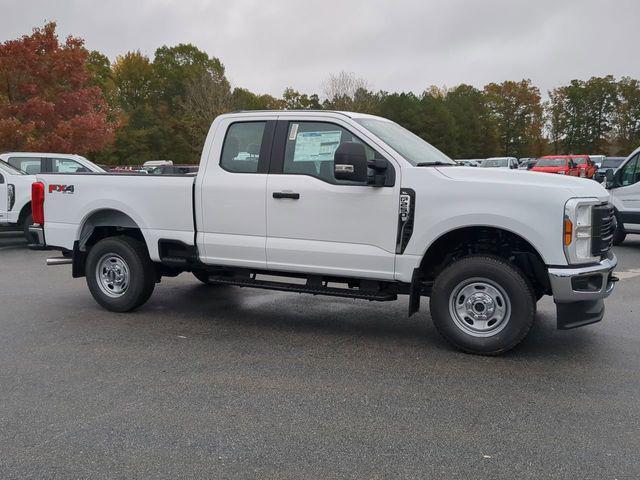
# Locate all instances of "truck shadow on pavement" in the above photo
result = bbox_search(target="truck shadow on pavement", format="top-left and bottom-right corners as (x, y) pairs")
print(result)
(132, 279), (603, 360)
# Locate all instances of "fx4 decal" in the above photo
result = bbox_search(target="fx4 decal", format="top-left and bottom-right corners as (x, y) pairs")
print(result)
(49, 184), (75, 194)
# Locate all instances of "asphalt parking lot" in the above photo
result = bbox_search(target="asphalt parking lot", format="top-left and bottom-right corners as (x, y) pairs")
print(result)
(1, 230), (639, 479)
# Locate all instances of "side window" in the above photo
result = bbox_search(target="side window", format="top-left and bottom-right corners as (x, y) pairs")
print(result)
(52, 158), (88, 173)
(8, 157), (42, 174)
(220, 122), (266, 173)
(283, 122), (380, 184)
(620, 154), (639, 186)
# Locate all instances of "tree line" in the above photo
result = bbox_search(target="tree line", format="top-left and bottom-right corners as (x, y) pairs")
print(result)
(2, 23), (640, 165)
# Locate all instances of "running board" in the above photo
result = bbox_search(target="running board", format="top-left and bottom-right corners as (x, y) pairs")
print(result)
(205, 275), (397, 301)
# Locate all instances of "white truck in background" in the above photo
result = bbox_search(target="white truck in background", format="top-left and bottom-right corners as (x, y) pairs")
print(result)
(0, 160), (35, 236)
(29, 111), (618, 355)
(604, 145), (640, 244)
(0, 153), (104, 239)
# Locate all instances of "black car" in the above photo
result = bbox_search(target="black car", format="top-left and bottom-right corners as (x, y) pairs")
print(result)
(593, 157), (626, 183)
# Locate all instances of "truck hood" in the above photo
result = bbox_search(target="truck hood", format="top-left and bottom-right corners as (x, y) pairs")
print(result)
(433, 166), (609, 202)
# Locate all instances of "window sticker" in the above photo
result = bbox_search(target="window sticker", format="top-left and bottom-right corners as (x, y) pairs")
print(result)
(293, 131), (342, 162)
(289, 123), (299, 140)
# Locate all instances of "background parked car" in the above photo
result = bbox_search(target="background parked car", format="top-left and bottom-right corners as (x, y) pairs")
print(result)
(594, 156), (626, 183)
(479, 157), (519, 169)
(0, 152), (105, 174)
(455, 159), (480, 167)
(532, 155), (596, 178)
(149, 164), (199, 175)
(605, 147), (640, 244)
(589, 154), (606, 169)
(0, 159), (36, 238)
(518, 157), (538, 170)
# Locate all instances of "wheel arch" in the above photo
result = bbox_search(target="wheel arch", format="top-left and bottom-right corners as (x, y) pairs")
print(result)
(418, 225), (551, 297)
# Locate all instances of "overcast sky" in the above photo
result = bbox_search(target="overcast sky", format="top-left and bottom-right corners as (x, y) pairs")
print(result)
(1, 0), (638, 98)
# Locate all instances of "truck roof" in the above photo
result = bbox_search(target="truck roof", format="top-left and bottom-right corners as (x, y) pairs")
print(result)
(224, 110), (389, 121)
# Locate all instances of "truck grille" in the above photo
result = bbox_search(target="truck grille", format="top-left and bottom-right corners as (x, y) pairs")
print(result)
(591, 203), (615, 257)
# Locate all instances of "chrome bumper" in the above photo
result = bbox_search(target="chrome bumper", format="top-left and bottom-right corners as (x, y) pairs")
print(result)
(548, 254), (617, 303)
(27, 224), (46, 250)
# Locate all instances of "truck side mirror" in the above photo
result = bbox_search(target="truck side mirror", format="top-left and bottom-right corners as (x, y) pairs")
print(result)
(0, 173), (4, 184)
(605, 168), (616, 188)
(334, 142), (368, 183)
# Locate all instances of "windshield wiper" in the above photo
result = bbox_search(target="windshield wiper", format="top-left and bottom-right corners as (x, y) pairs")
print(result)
(415, 161), (457, 167)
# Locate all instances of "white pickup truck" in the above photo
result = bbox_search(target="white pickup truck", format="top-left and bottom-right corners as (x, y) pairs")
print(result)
(0, 160), (35, 236)
(29, 111), (618, 355)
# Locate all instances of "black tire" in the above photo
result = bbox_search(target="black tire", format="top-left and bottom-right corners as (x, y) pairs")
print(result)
(613, 213), (626, 246)
(429, 255), (536, 355)
(85, 236), (156, 312)
(22, 213), (33, 240)
(192, 270), (214, 285)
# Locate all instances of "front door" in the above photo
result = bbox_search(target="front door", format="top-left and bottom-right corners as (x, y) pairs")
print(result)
(266, 119), (400, 280)
(612, 151), (640, 232)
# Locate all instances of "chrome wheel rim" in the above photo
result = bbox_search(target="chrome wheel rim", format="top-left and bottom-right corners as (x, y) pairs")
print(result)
(448, 277), (511, 337)
(96, 253), (130, 298)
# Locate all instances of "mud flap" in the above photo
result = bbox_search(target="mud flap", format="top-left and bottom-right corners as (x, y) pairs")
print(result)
(556, 299), (605, 330)
(408, 269), (421, 316)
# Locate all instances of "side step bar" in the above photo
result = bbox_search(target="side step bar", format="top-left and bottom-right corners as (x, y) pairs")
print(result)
(206, 275), (398, 301)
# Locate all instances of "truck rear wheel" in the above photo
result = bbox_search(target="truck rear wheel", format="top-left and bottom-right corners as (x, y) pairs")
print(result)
(86, 236), (156, 312)
(429, 255), (535, 355)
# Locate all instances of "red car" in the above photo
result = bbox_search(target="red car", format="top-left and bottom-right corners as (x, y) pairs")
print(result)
(531, 155), (597, 178)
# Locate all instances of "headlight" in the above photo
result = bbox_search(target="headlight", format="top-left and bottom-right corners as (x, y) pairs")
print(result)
(7, 184), (15, 211)
(563, 198), (599, 264)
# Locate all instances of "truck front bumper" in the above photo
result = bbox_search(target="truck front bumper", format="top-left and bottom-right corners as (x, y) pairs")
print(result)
(548, 254), (617, 329)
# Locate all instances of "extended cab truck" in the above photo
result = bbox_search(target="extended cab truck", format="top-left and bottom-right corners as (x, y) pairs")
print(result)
(0, 160), (36, 236)
(605, 146), (640, 244)
(29, 111), (618, 355)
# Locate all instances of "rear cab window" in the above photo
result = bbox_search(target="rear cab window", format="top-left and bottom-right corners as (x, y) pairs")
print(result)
(8, 157), (43, 174)
(220, 122), (266, 173)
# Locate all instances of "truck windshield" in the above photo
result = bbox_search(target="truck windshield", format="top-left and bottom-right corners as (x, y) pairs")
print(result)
(355, 118), (455, 166)
(0, 159), (25, 175)
(536, 158), (567, 167)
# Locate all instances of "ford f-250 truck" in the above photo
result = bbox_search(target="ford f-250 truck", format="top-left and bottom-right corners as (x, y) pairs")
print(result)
(28, 111), (618, 355)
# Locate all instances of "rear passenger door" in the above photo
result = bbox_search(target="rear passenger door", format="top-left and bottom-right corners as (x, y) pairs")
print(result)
(197, 116), (276, 268)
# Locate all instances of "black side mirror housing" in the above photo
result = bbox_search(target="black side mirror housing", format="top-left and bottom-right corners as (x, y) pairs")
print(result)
(0, 173), (4, 184)
(605, 168), (617, 188)
(334, 142), (368, 183)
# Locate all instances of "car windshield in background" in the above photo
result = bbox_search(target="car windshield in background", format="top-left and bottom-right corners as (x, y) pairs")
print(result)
(0, 159), (25, 174)
(601, 158), (625, 169)
(355, 118), (456, 166)
(480, 158), (509, 168)
(536, 158), (567, 167)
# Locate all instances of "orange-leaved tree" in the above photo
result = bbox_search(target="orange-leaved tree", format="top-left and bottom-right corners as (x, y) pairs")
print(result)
(0, 22), (117, 154)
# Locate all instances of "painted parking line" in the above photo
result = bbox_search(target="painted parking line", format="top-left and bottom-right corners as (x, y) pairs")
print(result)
(616, 268), (640, 280)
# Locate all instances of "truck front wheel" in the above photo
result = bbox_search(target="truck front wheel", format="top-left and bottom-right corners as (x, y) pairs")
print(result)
(429, 255), (535, 355)
(85, 236), (156, 312)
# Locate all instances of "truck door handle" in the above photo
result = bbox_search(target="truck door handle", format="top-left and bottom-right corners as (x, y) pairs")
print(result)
(272, 192), (300, 199)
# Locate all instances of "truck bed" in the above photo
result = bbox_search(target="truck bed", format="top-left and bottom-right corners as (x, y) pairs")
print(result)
(36, 173), (195, 261)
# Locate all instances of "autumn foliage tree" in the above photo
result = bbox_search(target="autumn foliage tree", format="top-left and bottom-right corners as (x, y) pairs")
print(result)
(0, 22), (116, 154)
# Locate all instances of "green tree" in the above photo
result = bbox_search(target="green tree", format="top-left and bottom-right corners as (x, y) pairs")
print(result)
(613, 76), (640, 155)
(484, 80), (544, 157)
(282, 88), (321, 109)
(444, 84), (498, 158)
